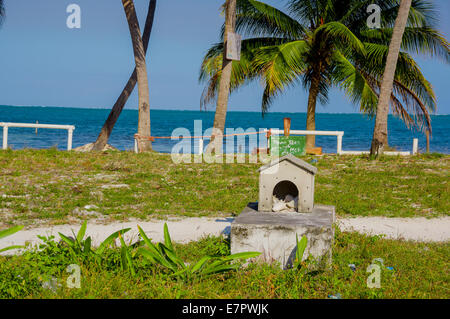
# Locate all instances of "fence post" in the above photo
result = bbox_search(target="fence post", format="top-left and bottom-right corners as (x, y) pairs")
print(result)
(198, 138), (204, 155)
(337, 134), (343, 155)
(67, 128), (74, 151)
(412, 138), (418, 155)
(134, 138), (139, 154)
(2, 126), (8, 150)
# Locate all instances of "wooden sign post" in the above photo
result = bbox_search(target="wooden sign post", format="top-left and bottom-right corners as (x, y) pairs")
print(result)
(283, 118), (291, 137)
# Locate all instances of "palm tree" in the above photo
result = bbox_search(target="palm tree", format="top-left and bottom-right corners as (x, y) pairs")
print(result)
(92, 0), (156, 151)
(208, 0), (237, 153)
(122, 0), (152, 152)
(370, 0), (412, 157)
(200, 0), (449, 150)
(0, 0), (5, 25)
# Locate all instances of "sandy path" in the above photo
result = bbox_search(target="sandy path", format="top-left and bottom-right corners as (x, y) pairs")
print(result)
(336, 216), (450, 242)
(0, 217), (233, 255)
(1, 216), (449, 255)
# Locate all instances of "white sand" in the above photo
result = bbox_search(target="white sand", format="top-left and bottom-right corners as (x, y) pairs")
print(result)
(0, 217), (233, 255)
(1, 216), (449, 255)
(336, 216), (450, 242)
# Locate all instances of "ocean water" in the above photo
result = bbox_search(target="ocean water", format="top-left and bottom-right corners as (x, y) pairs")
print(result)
(0, 105), (448, 154)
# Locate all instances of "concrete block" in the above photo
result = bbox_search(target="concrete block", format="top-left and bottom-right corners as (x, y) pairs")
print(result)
(231, 203), (335, 269)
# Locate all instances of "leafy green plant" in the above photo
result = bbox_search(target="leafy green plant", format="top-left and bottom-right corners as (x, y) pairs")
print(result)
(1, 228), (449, 299)
(0, 225), (24, 253)
(137, 223), (260, 280)
(118, 232), (136, 276)
(185, 235), (231, 258)
(57, 221), (131, 263)
(293, 234), (308, 270)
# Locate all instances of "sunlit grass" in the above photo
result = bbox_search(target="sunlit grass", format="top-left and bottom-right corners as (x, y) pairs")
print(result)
(0, 149), (448, 228)
(0, 230), (448, 299)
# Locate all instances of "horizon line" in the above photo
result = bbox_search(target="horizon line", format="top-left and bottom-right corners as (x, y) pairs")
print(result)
(0, 104), (448, 116)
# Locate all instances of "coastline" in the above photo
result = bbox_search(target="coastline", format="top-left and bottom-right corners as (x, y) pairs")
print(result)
(1, 105), (449, 154)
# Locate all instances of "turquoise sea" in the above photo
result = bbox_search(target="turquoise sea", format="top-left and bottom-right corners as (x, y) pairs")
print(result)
(0, 105), (448, 154)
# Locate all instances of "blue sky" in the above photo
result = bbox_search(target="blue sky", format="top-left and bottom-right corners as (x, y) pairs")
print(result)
(0, 0), (449, 114)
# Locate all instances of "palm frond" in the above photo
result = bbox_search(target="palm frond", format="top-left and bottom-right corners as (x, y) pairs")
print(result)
(392, 80), (433, 135)
(390, 93), (417, 130)
(344, 0), (438, 33)
(287, 0), (325, 27)
(358, 42), (437, 116)
(361, 27), (450, 63)
(315, 21), (366, 56)
(253, 40), (309, 112)
(407, 0), (439, 28)
(344, 42), (436, 129)
(199, 37), (291, 109)
(226, 0), (305, 40)
(339, 0), (377, 26)
(393, 52), (436, 113)
(347, 43), (435, 133)
(331, 50), (379, 114)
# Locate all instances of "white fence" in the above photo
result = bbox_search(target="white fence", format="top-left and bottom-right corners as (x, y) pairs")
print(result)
(338, 138), (419, 156)
(135, 129), (419, 156)
(0, 122), (75, 151)
(267, 129), (419, 156)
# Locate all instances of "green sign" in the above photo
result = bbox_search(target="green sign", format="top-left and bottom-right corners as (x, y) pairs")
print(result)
(269, 135), (306, 156)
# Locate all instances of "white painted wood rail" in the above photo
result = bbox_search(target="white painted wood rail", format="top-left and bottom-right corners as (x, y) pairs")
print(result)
(266, 129), (418, 156)
(0, 122), (75, 151)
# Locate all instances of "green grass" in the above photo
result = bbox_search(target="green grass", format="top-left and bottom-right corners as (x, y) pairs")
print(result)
(1, 149), (447, 299)
(0, 230), (448, 299)
(0, 149), (448, 228)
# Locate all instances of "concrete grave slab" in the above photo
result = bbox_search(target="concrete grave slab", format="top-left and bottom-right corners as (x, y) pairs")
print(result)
(231, 203), (335, 269)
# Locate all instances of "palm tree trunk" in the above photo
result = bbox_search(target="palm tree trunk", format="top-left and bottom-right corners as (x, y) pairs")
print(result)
(92, 0), (156, 151)
(370, 0), (412, 157)
(305, 72), (321, 149)
(0, 0), (4, 23)
(207, 0), (237, 153)
(122, 0), (152, 152)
